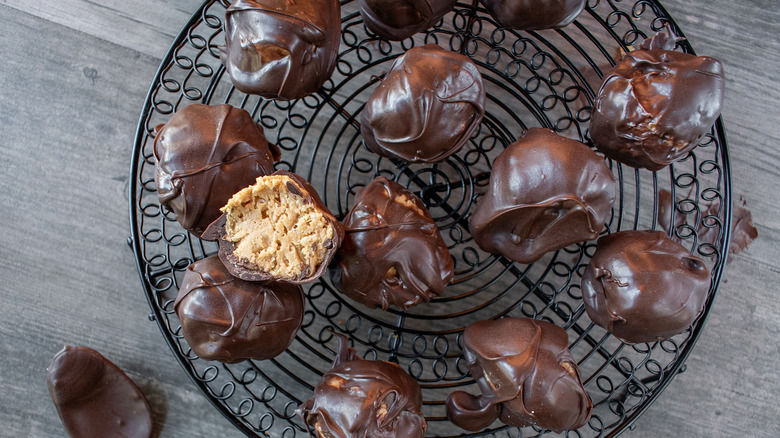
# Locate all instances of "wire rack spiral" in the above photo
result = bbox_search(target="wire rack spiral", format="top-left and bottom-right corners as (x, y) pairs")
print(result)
(129, 0), (731, 436)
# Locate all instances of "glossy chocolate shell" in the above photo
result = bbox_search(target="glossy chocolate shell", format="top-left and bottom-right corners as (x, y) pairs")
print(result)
(153, 103), (277, 237)
(581, 230), (711, 344)
(469, 128), (616, 264)
(330, 176), (454, 310)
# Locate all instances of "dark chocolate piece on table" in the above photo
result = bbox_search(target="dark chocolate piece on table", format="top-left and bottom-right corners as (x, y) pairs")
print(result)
(202, 170), (344, 284)
(589, 27), (725, 171)
(479, 0), (586, 30)
(581, 230), (711, 344)
(469, 128), (616, 264)
(358, 0), (457, 40)
(46, 346), (153, 438)
(330, 176), (454, 310)
(446, 317), (592, 433)
(360, 44), (485, 163)
(153, 103), (277, 237)
(219, 0), (341, 100)
(174, 256), (305, 363)
(298, 334), (427, 438)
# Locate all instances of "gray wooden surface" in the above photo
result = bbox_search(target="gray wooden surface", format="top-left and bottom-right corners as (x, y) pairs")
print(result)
(0, 0), (778, 436)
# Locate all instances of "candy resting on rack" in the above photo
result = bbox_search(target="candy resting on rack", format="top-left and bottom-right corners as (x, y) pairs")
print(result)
(219, 0), (341, 100)
(298, 334), (427, 438)
(361, 44), (485, 163)
(174, 256), (305, 363)
(469, 128), (616, 264)
(588, 26), (725, 171)
(153, 103), (278, 237)
(358, 0), (458, 40)
(446, 317), (592, 432)
(203, 170), (344, 284)
(330, 176), (454, 311)
(580, 230), (711, 344)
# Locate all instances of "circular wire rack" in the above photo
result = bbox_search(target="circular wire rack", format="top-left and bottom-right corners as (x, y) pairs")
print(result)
(129, 0), (731, 436)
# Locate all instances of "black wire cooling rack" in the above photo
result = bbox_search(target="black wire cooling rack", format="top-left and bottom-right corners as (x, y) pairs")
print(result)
(129, 0), (731, 436)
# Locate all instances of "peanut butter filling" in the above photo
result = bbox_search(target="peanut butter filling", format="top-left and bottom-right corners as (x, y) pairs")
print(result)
(221, 175), (334, 279)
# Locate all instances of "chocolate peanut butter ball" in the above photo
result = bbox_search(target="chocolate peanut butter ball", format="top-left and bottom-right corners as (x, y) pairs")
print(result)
(361, 44), (485, 163)
(174, 256), (305, 363)
(202, 170), (344, 283)
(219, 0), (341, 100)
(589, 28), (725, 171)
(299, 335), (427, 438)
(358, 0), (457, 40)
(153, 103), (278, 237)
(479, 0), (586, 30)
(330, 177), (454, 310)
(47, 346), (152, 438)
(581, 230), (711, 344)
(447, 318), (591, 432)
(469, 128), (616, 264)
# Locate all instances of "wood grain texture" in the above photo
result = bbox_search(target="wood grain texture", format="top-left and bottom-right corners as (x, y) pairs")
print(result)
(0, 0), (778, 437)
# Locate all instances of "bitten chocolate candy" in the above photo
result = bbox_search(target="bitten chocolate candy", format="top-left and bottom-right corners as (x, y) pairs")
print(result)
(581, 230), (711, 344)
(153, 103), (277, 237)
(174, 256), (305, 363)
(202, 170), (344, 283)
(219, 0), (341, 100)
(358, 0), (457, 40)
(589, 28), (725, 171)
(47, 346), (152, 438)
(298, 335), (427, 437)
(361, 44), (485, 163)
(469, 128), (616, 264)
(447, 318), (591, 433)
(330, 177), (454, 310)
(479, 0), (586, 30)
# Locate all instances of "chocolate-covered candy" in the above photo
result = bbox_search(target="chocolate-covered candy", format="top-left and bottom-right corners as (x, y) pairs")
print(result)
(47, 346), (152, 438)
(299, 335), (427, 437)
(203, 170), (344, 283)
(469, 128), (616, 264)
(479, 0), (586, 30)
(174, 256), (305, 363)
(581, 230), (711, 344)
(447, 318), (591, 432)
(358, 0), (457, 40)
(361, 44), (485, 163)
(658, 189), (757, 256)
(153, 103), (277, 237)
(330, 177), (454, 310)
(589, 28), (725, 171)
(219, 0), (340, 100)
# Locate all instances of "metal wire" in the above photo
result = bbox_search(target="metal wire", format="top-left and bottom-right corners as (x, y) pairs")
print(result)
(129, 0), (731, 436)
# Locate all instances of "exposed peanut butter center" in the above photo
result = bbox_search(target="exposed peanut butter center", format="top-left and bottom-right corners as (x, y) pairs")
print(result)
(221, 175), (334, 279)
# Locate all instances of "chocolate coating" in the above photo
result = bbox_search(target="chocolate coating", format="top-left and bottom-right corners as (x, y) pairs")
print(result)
(446, 318), (591, 432)
(153, 103), (277, 237)
(358, 0), (457, 40)
(589, 28), (725, 171)
(658, 189), (758, 256)
(330, 177), (454, 310)
(219, 0), (340, 100)
(202, 170), (344, 283)
(47, 346), (152, 438)
(469, 128), (616, 264)
(219, 0), (341, 99)
(299, 335), (427, 437)
(479, 0), (586, 30)
(361, 44), (485, 163)
(174, 256), (305, 363)
(581, 230), (711, 344)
